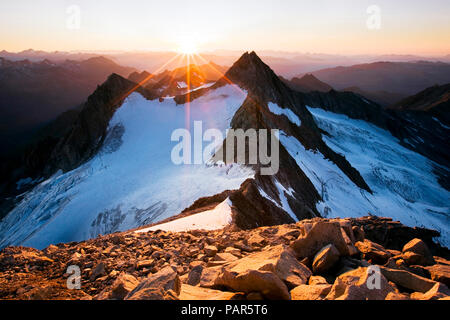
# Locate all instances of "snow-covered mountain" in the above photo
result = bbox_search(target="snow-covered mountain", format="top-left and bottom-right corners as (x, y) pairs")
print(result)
(0, 52), (448, 249)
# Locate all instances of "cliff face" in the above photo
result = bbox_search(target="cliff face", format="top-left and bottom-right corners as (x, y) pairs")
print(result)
(0, 216), (448, 300)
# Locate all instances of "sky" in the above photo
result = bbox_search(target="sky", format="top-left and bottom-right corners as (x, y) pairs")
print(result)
(0, 0), (449, 55)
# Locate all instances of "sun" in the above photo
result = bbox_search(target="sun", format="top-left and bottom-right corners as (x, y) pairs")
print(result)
(176, 34), (200, 55)
(178, 41), (198, 55)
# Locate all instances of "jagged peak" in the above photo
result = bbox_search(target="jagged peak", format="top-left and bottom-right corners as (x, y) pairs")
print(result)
(221, 51), (291, 102)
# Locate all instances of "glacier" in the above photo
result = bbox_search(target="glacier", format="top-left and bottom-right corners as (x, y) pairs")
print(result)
(281, 107), (450, 247)
(0, 85), (254, 249)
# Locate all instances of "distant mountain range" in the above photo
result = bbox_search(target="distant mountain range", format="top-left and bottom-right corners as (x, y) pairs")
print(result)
(300, 61), (450, 107)
(3, 49), (450, 79)
(0, 56), (136, 156)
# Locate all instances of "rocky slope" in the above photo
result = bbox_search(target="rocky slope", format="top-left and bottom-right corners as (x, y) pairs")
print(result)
(1, 216), (449, 300)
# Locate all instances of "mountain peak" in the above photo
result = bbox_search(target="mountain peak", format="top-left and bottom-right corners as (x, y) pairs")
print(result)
(229, 51), (267, 72)
(221, 51), (291, 102)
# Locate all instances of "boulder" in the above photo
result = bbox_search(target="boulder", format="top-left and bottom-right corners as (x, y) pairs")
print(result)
(290, 221), (353, 258)
(179, 284), (244, 300)
(96, 273), (139, 300)
(215, 245), (311, 299)
(425, 264), (450, 286)
(410, 282), (450, 300)
(402, 239), (435, 266)
(312, 244), (340, 274)
(204, 246), (218, 257)
(326, 267), (395, 300)
(290, 284), (332, 300)
(198, 266), (223, 288)
(125, 266), (181, 300)
(355, 239), (391, 264)
(380, 267), (437, 293)
(186, 264), (204, 286)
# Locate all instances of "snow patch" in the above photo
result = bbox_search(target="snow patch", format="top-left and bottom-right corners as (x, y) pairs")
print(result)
(268, 102), (301, 126)
(136, 198), (233, 233)
(258, 179), (297, 222)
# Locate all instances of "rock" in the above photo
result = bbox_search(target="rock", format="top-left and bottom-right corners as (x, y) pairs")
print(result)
(291, 221), (353, 258)
(125, 266), (181, 300)
(308, 276), (328, 285)
(224, 247), (242, 257)
(326, 267), (395, 300)
(434, 256), (450, 266)
(290, 284), (332, 300)
(402, 239), (435, 266)
(352, 226), (365, 242)
(355, 239), (391, 264)
(179, 284), (244, 300)
(215, 245), (311, 299)
(334, 257), (370, 276)
(425, 264), (450, 286)
(410, 282), (450, 300)
(204, 246), (218, 257)
(385, 292), (410, 300)
(96, 273), (139, 300)
(23, 287), (52, 300)
(90, 262), (107, 281)
(379, 267), (437, 293)
(212, 252), (239, 263)
(312, 244), (340, 274)
(247, 233), (266, 247)
(218, 269), (289, 300)
(336, 219), (356, 244)
(199, 267), (223, 288)
(136, 259), (155, 269)
(246, 292), (265, 300)
(186, 264), (204, 286)
(402, 251), (434, 267)
(125, 287), (179, 300)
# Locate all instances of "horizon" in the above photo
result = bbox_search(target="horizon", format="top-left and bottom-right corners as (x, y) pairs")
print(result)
(1, 0), (449, 56)
(2, 48), (450, 59)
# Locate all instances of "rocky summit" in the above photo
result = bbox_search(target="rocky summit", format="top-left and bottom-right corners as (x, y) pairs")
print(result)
(1, 216), (449, 300)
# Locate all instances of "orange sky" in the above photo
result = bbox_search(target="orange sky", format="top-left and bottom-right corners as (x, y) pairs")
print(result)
(0, 0), (449, 56)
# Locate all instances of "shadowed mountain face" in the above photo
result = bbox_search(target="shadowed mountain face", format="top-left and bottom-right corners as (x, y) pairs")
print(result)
(389, 83), (450, 126)
(0, 52), (449, 249)
(306, 61), (450, 96)
(341, 86), (405, 108)
(0, 56), (136, 157)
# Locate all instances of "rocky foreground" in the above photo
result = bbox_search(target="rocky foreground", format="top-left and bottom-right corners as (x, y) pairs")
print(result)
(0, 216), (449, 300)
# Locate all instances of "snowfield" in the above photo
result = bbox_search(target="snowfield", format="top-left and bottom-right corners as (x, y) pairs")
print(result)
(268, 102), (301, 127)
(136, 198), (234, 233)
(0, 85), (253, 249)
(281, 107), (449, 246)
